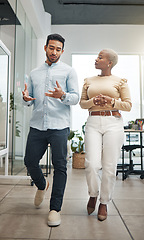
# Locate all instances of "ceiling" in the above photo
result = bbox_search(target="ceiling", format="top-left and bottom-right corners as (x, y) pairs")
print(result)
(1, 0), (144, 26)
(0, 0), (19, 25)
(42, 0), (144, 25)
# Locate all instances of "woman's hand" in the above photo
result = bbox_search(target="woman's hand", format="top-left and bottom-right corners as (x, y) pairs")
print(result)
(93, 94), (112, 107)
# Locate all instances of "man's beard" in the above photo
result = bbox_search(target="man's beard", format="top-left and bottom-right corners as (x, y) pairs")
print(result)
(47, 53), (60, 63)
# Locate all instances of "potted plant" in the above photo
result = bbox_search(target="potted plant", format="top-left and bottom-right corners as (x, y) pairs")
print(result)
(68, 129), (85, 169)
(128, 120), (135, 129)
(9, 92), (21, 137)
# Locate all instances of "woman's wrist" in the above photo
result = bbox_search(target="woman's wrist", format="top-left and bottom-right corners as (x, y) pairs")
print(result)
(93, 97), (96, 105)
(111, 98), (115, 107)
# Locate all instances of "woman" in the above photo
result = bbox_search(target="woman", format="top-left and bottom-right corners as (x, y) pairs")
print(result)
(79, 49), (132, 221)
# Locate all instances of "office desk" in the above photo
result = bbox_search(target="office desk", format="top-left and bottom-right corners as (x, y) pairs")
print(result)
(117, 129), (144, 180)
(125, 129), (144, 168)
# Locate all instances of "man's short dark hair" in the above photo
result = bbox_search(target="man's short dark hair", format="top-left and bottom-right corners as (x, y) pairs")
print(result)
(46, 33), (65, 50)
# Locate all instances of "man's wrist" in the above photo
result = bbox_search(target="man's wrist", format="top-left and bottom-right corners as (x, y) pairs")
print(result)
(60, 92), (66, 101)
(23, 96), (27, 102)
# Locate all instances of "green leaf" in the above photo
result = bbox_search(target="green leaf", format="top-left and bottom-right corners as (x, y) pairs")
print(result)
(68, 130), (75, 140)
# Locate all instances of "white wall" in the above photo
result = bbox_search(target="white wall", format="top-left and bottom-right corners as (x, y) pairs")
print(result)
(8, 0), (51, 67)
(8, 0), (51, 39)
(52, 25), (144, 66)
(20, 0), (51, 66)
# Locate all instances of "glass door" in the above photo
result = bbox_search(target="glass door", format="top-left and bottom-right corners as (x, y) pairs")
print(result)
(0, 40), (10, 175)
(11, 1), (37, 176)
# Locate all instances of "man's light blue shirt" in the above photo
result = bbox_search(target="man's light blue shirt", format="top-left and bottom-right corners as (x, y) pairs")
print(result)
(23, 61), (79, 130)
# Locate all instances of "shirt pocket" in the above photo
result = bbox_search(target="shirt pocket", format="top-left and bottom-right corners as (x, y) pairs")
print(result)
(52, 75), (67, 89)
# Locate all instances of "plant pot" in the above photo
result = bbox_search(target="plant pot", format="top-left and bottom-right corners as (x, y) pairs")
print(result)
(72, 152), (85, 169)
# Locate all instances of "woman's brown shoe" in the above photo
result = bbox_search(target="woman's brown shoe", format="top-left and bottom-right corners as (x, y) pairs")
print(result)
(87, 197), (97, 215)
(98, 203), (107, 221)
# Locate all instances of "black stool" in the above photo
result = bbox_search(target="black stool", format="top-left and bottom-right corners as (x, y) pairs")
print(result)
(117, 144), (144, 180)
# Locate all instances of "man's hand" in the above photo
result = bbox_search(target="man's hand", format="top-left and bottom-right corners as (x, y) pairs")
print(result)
(45, 81), (64, 99)
(22, 83), (36, 101)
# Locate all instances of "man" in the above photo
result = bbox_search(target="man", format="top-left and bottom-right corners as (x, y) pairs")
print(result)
(22, 33), (79, 227)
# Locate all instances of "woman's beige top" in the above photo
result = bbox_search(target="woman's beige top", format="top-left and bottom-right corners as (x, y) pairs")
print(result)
(79, 75), (132, 112)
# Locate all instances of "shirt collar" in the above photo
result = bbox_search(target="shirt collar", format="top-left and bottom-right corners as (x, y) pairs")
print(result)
(45, 59), (60, 67)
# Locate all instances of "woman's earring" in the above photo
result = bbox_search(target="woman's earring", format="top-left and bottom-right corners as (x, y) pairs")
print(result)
(108, 64), (109, 67)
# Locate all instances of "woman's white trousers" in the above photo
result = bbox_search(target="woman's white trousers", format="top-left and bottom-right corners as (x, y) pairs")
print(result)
(84, 115), (124, 204)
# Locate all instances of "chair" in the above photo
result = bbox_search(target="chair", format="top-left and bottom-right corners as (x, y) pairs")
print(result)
(117, 144), (144, 180)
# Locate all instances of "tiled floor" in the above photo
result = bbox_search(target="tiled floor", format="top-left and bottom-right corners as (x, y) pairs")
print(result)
(0, 162), (144, 240)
